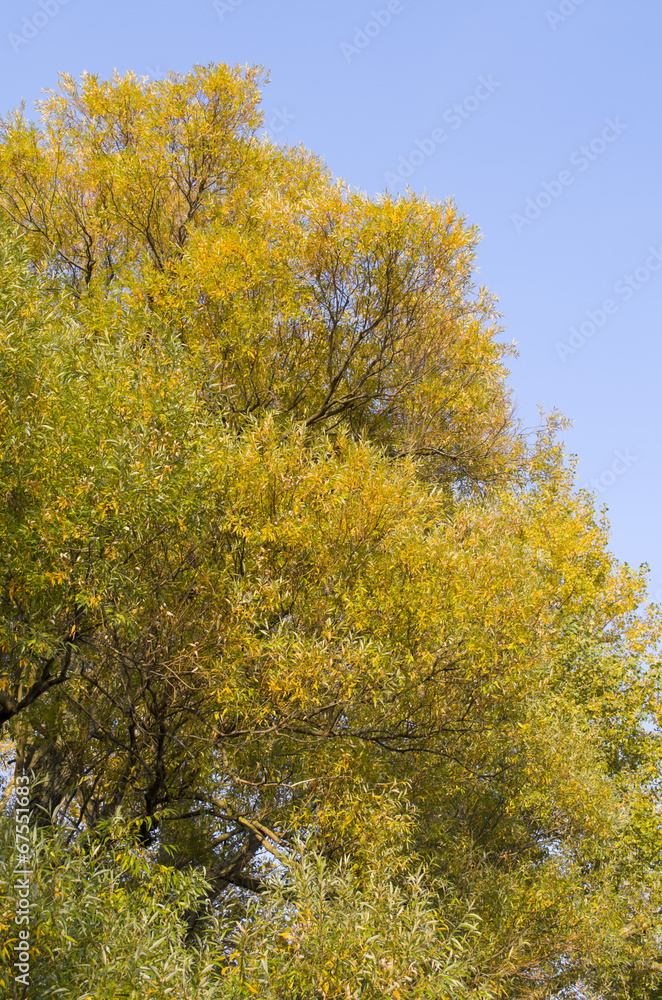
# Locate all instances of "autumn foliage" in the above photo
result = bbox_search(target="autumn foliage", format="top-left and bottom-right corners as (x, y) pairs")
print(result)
(1, 65), (662, 1000)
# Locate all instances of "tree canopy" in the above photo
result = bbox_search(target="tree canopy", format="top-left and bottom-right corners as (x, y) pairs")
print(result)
(1, 65), (662, 1000)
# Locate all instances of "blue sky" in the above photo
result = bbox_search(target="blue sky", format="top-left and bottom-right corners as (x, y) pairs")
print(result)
(1, 0), (660, 594)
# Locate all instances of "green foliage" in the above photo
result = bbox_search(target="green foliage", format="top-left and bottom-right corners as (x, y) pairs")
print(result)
(0, 816), (214, 999)
(218, 841), (482, 999)
(0, 812), (483, 1000)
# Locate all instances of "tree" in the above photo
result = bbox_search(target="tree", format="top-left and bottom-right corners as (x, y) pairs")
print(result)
(0, 64), (517, 487)
(0, 808), (486, 999)
(1, 67), (662, 999)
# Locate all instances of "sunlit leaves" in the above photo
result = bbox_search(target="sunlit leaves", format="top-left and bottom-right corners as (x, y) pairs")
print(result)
(0, 64), (662, 998)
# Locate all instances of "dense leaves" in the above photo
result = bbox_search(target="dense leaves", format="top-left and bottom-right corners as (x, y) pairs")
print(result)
(1, 66), (662, 999)
(0, 813), (484, 999)
(0, 64), (517, 486)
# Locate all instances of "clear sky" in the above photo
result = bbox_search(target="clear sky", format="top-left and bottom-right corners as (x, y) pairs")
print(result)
(1, 0), (660, 594)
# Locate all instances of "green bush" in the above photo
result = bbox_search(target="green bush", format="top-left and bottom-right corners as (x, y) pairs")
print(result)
(0, 814), (484, 1000)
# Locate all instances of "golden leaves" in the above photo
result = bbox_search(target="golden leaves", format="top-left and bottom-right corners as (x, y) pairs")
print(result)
(0, 68), (661, 998)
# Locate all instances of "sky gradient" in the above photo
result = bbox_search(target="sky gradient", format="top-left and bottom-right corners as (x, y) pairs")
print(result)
(1, 0), (660, 594)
